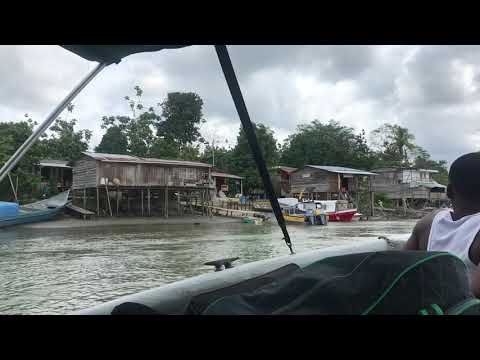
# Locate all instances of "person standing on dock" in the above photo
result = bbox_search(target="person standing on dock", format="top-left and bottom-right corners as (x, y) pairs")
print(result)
(405, 152), (480, 298)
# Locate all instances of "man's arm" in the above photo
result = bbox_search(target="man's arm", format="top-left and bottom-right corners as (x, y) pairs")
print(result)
(404, 223), (420, 250)
(404, 211), (439, 250)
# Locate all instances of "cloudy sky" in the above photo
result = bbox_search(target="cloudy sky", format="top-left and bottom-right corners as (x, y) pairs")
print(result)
(2, 45), (480, 165)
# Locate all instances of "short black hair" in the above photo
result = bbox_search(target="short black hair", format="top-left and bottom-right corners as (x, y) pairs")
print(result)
(449, 152), (480, 201)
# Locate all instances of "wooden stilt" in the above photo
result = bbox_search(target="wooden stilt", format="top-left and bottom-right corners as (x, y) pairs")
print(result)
(164, 187), (169, 218)
(141, 189), (144, 217)
(105, 185), (113, 217)
(147, 187), (151, 217)
(96, 187), (100, 215)
(189, 191), (193, 214)
(368, 177), (375, 217)
(127, 191), (130, 214)
(83, 188), (87, 220)
(177, 191), (180, 215)
(116, 187), (120, 216)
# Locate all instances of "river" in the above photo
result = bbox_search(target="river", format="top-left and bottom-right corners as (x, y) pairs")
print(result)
(0, 219), (416, 314)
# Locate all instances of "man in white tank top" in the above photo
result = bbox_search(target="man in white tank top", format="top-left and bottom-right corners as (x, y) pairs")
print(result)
(405, 152), (480, 298)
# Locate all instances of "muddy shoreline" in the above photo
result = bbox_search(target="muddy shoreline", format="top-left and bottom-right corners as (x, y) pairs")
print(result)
(19, 215), (242, 229)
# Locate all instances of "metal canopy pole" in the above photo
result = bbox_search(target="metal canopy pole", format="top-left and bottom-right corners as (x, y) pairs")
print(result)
(215, 45), (294, 254)
(0, 62), (107, 184)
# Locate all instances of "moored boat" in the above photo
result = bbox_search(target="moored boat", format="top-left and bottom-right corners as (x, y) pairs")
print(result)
(279, 198), (328, 225)
(0, 191), (70, 228)
(308, 200), (358, 222)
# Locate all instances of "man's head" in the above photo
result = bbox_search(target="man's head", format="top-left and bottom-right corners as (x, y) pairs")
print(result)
(447, 152), (480, 207)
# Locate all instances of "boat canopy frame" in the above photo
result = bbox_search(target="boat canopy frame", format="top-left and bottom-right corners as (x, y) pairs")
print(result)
(0, 45), (294, 254)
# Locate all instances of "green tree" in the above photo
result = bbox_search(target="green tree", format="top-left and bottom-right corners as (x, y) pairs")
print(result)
(44, 118), (92, 164)
(149, 137), (181, 159)
(178, 144), (201, 161)
(371, 124), (417, 167)
(157, 92), (205, 145)
(97, 87), (206, 159)
(95, 126), (128, 154)
(125, 112), (156, 157)
(0, 119), (44, 201)
(99, 86), (158, 157)
(229, 123), (279, 194)
(200, 145), (232, 170)
(280, 120), (374, 170)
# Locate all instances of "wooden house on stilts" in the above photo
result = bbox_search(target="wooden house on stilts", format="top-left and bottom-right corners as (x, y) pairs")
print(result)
(72, 152), (213, 217)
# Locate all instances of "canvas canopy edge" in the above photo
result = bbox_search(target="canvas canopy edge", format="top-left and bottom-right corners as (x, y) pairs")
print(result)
(62, 45), (189, 64)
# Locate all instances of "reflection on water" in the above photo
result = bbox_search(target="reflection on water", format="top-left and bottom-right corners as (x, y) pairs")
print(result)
(0, 220), (415, 314)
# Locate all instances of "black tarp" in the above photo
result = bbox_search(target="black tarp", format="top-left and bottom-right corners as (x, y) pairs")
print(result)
(201, 251), (480, 315)
(62, 45), (188, 64)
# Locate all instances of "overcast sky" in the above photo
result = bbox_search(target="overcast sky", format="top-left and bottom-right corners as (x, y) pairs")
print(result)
(2, 45), (480, 165)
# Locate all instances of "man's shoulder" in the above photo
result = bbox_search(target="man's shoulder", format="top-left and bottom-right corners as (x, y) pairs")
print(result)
(415, 209), (442, 231)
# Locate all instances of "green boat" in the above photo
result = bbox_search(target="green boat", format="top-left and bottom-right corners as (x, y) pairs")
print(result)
(0, 191), (70, 229)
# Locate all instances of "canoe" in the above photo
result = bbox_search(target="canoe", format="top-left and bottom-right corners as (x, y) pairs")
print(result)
(0, 191), (70, 229)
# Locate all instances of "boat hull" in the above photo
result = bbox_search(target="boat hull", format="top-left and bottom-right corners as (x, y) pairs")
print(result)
(283, 214), (306, 224)
(283, 213), (328, 225)
(328, 209), (357, 222)
(0, 191), (70, 229)
(74, 238), (406, 315)
(0, 208), (63, 228)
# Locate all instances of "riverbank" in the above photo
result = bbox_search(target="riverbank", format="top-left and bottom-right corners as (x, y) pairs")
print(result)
(20, 215), (241, 229)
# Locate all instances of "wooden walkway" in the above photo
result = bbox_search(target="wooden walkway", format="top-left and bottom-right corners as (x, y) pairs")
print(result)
(208, 206), (269, 219)
(66, 203), (95, 220)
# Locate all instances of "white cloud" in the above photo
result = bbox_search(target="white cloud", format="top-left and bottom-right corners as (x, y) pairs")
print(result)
(2, 45), (480, 165)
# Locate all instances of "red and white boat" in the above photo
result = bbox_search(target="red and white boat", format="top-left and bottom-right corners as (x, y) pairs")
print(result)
(308, 200), (359, 222)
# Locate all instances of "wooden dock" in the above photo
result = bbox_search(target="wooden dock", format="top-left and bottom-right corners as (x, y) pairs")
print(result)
(66, 203), (95, 220)
(207, 205), (269, 219)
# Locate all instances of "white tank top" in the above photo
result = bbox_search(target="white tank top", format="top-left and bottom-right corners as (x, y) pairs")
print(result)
(428, 209), (480, 278)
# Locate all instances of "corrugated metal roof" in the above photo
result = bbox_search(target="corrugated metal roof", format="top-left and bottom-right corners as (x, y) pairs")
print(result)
(83, 152), (141, 162)
(211, 172), (243, 180)
(371, 167), (439, 173)
(415, 181), (447, 189)
(305, 165), (376, 176)
(271, 166), (298, 174)
(38, 160), (72, 169)
(82, 152), (212, 168)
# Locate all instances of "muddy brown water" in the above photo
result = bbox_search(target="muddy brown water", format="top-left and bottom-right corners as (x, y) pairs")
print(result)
(0, 219), (416, 314)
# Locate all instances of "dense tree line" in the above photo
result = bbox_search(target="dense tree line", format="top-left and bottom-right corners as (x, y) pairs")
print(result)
(0, 86), (449, 200)
(0, 107), (91, 201)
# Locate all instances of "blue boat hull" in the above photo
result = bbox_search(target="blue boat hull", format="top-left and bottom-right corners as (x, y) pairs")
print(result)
(0, 208), (63, 228)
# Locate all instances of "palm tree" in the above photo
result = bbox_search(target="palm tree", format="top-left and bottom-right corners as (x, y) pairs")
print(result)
(372, 124), (417, 166)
